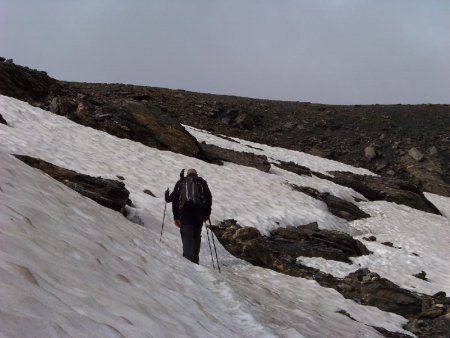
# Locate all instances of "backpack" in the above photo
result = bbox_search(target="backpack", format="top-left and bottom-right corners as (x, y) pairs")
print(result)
(179, 176), (205, 211)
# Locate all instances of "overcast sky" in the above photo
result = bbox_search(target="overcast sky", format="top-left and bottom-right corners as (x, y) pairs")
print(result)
(2, 0), (450, 104)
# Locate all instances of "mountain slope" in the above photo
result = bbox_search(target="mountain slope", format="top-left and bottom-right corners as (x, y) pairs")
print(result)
(1, 60), (449, 197)
(1, 95), (449, 337)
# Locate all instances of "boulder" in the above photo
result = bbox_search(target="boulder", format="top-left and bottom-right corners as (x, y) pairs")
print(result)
(232, 227), (261, 241)
(209, 221), (273, 267)
(408, 147), (424, 162)
(413, 271), (428, 281)
(328, 171), (441, 215)
(364, 146), (377, 161)
(211, 220), (370, 265)
(269, 223), (371, 263)
(14, 155), (131, 216)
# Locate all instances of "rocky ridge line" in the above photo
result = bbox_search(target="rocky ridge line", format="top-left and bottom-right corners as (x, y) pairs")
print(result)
(1, 59), (448, 196)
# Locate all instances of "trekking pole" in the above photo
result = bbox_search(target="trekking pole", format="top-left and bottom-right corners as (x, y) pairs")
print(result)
(159, 201), (167, 242)
(208, 218), (221, 273)
(205, 222), (216, 269)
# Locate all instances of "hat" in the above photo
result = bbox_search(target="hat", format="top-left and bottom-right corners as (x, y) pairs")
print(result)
(186, 168), (197, 176)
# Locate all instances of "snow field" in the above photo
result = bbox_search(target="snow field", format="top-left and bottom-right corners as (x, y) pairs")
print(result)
(0, 144), (407, 337)
(300, 200), (450, 296)
(2, 94), (448, 336)
(0, 95), (365, 236)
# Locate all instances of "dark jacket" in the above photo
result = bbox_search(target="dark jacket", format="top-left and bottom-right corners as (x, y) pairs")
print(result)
(172, 175), (212, 222)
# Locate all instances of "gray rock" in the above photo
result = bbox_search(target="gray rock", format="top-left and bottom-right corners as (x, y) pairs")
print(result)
(429, 146), (438, 155)
(408, 147), (424, 162)
(387, 170), (395, 176)
(284, 121), (296, 129)
(364, 146), (377, 160)
(413, 271), (428, 281)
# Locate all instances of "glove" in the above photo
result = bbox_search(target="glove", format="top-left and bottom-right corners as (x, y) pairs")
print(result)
(165, 188), (171, 202)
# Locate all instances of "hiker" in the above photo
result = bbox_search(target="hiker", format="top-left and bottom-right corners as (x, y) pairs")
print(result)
(171, 168), (212, 264)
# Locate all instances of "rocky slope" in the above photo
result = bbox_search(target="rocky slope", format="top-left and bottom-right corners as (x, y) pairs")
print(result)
(2, 69), (450, 337)
(210, 220), (450, 338)
(1, 59), (449, 196)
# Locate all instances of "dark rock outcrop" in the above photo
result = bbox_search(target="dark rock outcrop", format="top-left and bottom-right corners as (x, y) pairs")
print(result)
(0, 61), (60, 104)
(328, 172), (441, 215)
(49, 98), (207, 159)
(212, 220), (370, 265)
(14, 155), (131, 216)
(341, 269), (423, 317)
(199, 142), (271, 172)
(269, 222), (370, 263)
(274, 161), (313, 176)
(288, 184), (370, 221)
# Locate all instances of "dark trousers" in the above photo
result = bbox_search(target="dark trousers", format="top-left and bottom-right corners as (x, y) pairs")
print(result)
(180, 222), (203, 264)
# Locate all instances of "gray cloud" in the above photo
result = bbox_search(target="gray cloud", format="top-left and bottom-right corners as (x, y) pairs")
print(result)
(2, 0), (450, 104)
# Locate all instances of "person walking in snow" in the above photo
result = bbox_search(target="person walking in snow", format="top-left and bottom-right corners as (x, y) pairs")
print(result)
(171, 168), (212, 264)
